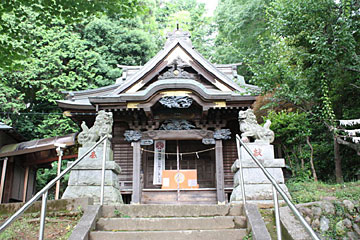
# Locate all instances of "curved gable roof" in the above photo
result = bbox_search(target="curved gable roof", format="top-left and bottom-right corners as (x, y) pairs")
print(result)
(111, 37), (247, 95)
(57, 29), (259, 110)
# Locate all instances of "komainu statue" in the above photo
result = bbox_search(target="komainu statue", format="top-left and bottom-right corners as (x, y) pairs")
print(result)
(238, 109), (275, 143)
(78, 110), (113, 147)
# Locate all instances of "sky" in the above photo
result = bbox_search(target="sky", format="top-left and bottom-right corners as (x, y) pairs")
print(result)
(197, 0), (218, 16)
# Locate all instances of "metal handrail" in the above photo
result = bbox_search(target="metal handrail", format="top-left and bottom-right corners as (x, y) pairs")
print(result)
(236, 134), (320, 240)
(0, 135), (108, 239)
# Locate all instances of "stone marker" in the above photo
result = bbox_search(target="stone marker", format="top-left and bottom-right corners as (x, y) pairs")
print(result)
(62, 111), (123, 204)
(230, 109), (289, 204)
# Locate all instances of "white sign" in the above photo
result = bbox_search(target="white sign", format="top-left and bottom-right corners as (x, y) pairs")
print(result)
(153, 140), (166, 185)
(163, 178), (170, 187)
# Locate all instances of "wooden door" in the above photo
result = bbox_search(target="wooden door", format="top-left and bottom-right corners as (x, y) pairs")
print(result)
(143, 140), (215, 189)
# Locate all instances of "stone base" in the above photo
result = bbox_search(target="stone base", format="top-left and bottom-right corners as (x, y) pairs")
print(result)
(230, 184), (290, 202)
(63, 186), (123, 204)
(230, 142), (289, 205)
(62, 144), (123, 205)
(234, 167), (285, 185)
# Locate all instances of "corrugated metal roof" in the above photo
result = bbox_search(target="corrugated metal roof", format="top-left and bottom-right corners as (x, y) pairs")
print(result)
(0, 133), (78, 158)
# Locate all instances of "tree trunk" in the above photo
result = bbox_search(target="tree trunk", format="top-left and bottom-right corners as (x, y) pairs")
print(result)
(299, 145), (305, 170)
(334, 135), (343, 183)
(306, 136), (318, 182)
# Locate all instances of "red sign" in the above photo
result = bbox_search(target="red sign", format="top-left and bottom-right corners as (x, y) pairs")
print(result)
(253, 148), (263, 157)
(156, 141), (165, 150)
(89, 151), (97, 159)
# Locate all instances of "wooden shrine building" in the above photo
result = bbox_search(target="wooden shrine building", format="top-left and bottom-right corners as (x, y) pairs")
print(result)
(58, 29), (258, 204)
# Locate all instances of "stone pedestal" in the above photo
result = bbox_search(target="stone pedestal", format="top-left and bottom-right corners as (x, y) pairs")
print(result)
(230, 141), (290, 205)
(62, 141), (123, 204)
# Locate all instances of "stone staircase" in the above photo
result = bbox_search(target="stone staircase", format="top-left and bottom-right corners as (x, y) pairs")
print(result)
(88, 204), (248, 240)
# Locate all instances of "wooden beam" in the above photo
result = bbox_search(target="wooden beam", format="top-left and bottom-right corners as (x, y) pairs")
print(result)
(131, 141), (142, 204)
(142, 130), (214, 140)
(22, 166), (29, 202)
(215, 140), (225, 204)
(0, 158), (8, 204)
(24, 154), (78, 166)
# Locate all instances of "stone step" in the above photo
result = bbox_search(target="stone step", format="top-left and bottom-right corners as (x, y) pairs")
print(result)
(89, 229), (247, 240)
(101, 204), (243, 218)
(96, 216), (247, 231)
(141, 189), (217, 204)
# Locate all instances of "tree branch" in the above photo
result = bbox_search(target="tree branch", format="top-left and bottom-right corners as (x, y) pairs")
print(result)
(336, 137), (360, 156)
(345, 67), (360, 73)
(350, 83), (360, 89)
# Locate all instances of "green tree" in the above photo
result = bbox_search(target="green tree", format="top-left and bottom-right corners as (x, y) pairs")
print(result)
(266, 111), (318, 181)
(153, 0), (214, 58)
(0, 0), (145, 70)
(246, 0), (360, 182)
(214, 0), (271, 61)
(0, 11), (157, 139)
(213, 0), (272, 80)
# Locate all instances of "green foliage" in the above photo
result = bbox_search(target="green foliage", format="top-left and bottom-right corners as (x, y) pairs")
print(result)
(265, 111), (314, 177)
(0, 0), (145, 70)
(113, 209), (131, 218)
(0, 11), (157, 139)
(0, 211), (82, 239)
(214, 0), (271, 61)
(213, 0), (360, 182)
(286, 180), (360, 204)
(266, 111), (311, 145)
(242, 231), (252, 240)
(36, 160), (71, 200)
(0, 216), (33, 239)
(214, 0), (272, 80)
(152, 0), (214, 58)
(83, 16), (157, 69)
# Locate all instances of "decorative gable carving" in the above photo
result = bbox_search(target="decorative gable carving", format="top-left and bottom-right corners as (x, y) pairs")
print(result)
(159, 96), (193, 108)
(158, 57), (194, 80)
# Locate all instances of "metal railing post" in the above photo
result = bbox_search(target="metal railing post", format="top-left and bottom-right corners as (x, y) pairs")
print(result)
(235, 136), (246, 206)
(235, 135), (320, 240)
(100, 138), (107, 205)
(38, 190), (48, 240)
(273, 185), (282, 240)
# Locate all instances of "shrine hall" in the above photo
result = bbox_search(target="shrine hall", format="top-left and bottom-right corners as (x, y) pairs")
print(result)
(57, 29), (259, 204)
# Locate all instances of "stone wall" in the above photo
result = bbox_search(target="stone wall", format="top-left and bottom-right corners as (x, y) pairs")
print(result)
(281, 200), (360, 240)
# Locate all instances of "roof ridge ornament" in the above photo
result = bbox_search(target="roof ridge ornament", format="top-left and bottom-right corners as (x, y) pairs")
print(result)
(165, 28), (192, 47)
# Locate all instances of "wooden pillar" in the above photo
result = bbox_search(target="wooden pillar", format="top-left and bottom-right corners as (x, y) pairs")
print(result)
(22, 166), (29, 202)
(132, 141), (141, 204)
(0, 157), (8, 204)
(55, 146), (64, 200)
(215, 140), (225, 204)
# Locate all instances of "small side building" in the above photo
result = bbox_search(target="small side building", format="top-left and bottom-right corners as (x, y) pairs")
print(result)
(0, 124), (77, 203)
